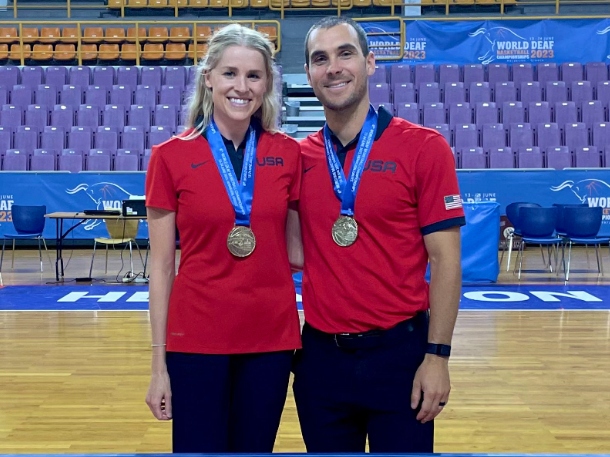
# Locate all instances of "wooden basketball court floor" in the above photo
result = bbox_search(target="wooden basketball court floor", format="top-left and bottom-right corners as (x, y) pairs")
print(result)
(0, 246), (609, 454)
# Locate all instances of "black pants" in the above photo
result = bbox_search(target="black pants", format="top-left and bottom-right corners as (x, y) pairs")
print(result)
(292, 313), (433, 453)
(166, 350), (293, 453)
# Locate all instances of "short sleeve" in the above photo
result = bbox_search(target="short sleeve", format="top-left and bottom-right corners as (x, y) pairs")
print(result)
(145, 145), (178, 212)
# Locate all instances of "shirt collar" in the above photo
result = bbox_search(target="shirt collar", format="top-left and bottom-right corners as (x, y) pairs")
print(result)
(327, 105), (393, 151)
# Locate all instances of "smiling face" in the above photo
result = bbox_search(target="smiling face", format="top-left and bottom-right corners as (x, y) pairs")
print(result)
(305, 23), (375, 113)
(205, 44), (268, 131)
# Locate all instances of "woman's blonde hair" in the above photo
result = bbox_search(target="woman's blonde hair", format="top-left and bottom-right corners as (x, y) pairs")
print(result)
(183, 23), (280, 138)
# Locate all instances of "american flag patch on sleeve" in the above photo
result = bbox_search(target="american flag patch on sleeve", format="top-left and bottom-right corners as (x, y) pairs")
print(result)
(444, 195), (462, 210)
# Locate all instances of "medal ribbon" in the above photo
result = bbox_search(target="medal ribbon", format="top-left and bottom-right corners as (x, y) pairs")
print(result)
(207, 120), (257, 226)
(323, 105), (377, 217)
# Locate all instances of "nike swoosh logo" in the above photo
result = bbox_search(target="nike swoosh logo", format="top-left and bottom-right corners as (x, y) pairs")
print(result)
(304, 165), (316, 174)
(191, 161), (208, 169)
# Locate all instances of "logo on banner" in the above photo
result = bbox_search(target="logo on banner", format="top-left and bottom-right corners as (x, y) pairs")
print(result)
(66, 182), (136, 230)
(596, 26), (610, 59)
(364, 24), (402, 59)
(469, 27), (555, 64)
(404, 38), (427, 61)
(462, 192), (497, 203)
(550, 179), (610, 222)
(0, 194), (14, 223)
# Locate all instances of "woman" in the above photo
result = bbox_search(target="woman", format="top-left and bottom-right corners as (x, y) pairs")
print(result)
(144, 23), (301, 453)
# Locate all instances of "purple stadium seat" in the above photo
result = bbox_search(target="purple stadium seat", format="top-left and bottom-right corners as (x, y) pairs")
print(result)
(59, 149), (83, 172)
(605, 147), (610, 167)
(545, 81), (568, 104)
(428, 124), (451, 146)
(45, 66), (68, 88)
(149, 125), (172, 148)
(460, 147), (486, 169)
(77, 105), (100, 128)
(25, 105), (48, 128)
(448, 103), (472, 126)
(418, 82), (440, 104)
(60, 85), (84, 106)
(439, 64), (460, 85)
(488, 64), (510, 85)
(489, 146), (514, 168)
(512, 63), (534, 85)
(422, 103), (445, 126)
(369, 83), (391, 104)
(537, 63), (559, 85)
(87, 149), (112, 171)
(596, 81), (610, 108)
(546, 146), (572, 169)
(68, 126), (93, 151)
(482, 123), (506, 152)
(122, 126), (145, 152)
(494, 81), (517, 105)
(110, 85), (134, 106)
(3, 149), (28, 171)
(69, 66), (92, 87)
(564, 122), (589, 151)
(14, 126), (38, 152)
(393, 83), (416, 104)
(158, 85), (182, 106)
(117, 66), (139, 87)
(396, 103), (419, 124)
(30, 149), (56, 171)
(1, 104), (23, 129)
(389, 64), (411, 84)
(22, 67), (44, 87)
(103, 105), (127, 129)
(585, 62), (608, 86)
(141, 67), (163, 89)
(154, 105), (178, 132)
(51, 105), (75, 130)
(560, 62), (584, 85)
(536, 123), (561, 149)
(554, 102), (578, 126)
(41, 126), (65, 150)
(92, 66), (116, 87)
(520, 81), (542, 103)
(570, 81), (593, 104)
(85, 86), (108, 107)
(581, 101), (604, 125)
(135, 85), (158, 106)
(414, 64), (436, 85)
(0, 67), (19, 87)
(518, 146), (543, 168)
(179, 106), (189, 126)
(35, 85), (58, 107)
(370, 64), (388, 84)
(509, 123), (533, 151)
(0, 126), (12, 151)
(592, 122), (610, 149)
(0, 88), (7, 105)
(128, 105), (152, 129)
(142, 149), (153, 171)
(165, 66), (187, 89)
(11, 85), (33, 107)
(503, 101), (525, 125)
(372, 102), (393, 114)
(528, 101), (551, 125)
(469, 82), (491, 104)
(454, 124), (478, 149)
(176, 125), (187, 134)
(444, 82), (466, 105)
(475, 102), (498, 126)
(95, 126), (118, 150)
(115, 149), (140, 171)
(574, 146), (601, 168)
(463, 64), (484, 86)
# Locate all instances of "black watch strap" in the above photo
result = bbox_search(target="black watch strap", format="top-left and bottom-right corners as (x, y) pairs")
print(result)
(426, 343), (451, 357)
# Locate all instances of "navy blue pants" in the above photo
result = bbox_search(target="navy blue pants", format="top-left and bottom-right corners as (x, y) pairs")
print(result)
(292, 313), (434, 453)
(166, 350), (293, 453)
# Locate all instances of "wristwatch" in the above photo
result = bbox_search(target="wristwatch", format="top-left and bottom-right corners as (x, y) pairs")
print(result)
(426, 343), (451, 358)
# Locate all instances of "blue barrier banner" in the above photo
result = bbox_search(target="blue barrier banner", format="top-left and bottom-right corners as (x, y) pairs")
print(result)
(362, 18), (610, 65)
(461, 202), (500, 283)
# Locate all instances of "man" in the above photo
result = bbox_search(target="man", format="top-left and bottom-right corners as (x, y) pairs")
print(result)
(292, 17), (465, 453)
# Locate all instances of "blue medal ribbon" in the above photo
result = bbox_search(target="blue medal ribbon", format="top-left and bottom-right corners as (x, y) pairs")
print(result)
(323, 105), (378, 217)
(207, 121), (257, 226)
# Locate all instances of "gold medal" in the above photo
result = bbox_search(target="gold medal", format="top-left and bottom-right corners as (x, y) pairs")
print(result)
(332, 216), (358, 247)
(227, 226), (256, 257)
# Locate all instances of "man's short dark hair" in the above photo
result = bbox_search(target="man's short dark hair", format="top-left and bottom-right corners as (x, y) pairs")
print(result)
(304, 17), (370, 66)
